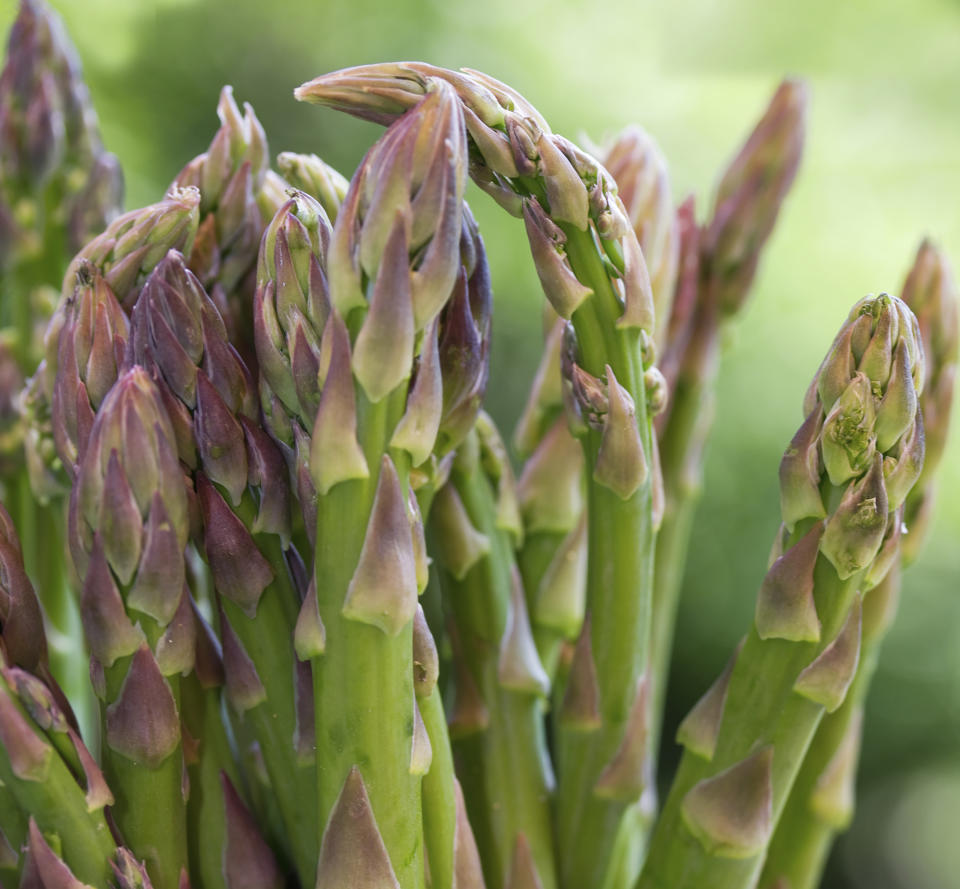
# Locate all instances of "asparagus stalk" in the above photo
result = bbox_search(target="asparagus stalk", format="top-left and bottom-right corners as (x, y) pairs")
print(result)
(68, 367), (191, 889)
(637, 292), (925, 889)
(648, 80), (808, 761)
(129, 249), (316, 886)
(296, 62), (662, 889)
(0, 503), (116, 888)
(271, 83), (472, 888)
(429, 417), (554, 889)
(758, 241), (958, 889)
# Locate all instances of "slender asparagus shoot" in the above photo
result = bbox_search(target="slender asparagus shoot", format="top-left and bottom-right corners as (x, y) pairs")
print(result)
(758, 241), (958, 889)
(637, 293), (925, 889)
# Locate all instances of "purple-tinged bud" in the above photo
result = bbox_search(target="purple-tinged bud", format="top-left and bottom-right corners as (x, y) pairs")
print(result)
(79, 536), (143, 669)
(517, 418), (584, 534)
(410, 698), (432, 776)
(614, 228), (655, 334)
(104, 645), (179, 768)
(681, 746), (774, 859)
(677, 640), (744, 761)
(602, 126), (679, 344)
(0, 533), (48, 673)
(882, 412), (924, 511)
(314, 766), (401, 889)
(220, 772), (283, 889)
(23, 818), (95, 889)
(534, 514), (587, 640)
(342, 456), (418, 636)
(507, 834), (546, 889)
(593, 365), (648, 500)
(498, 566), (549, 695)
(778, 408), (826, 531)
(294, 577), (326, 661)
(219, 609), (267, 713)
(390, 317), (443, 466)
(536, 131), (589, 231)
(113, 848), (155, 889)
(0, 681), (53, 781)
(755, 522), (823, 642)
(864, 506), (904, 590)
(820, 373), (876, 487)
(412, 606), (439, 698)
(194, 372), (248, 507)
(476, 411), (523, 543)
(153, 587), (196, 678)
(309, 312), (368, 495)
(352, 214), (415, 402)
(277, 152), (349, 223)
(594, 676), (652, 801)
(429, 483), (490, 581)
(793, 595), (862, 712)
(241, 418), (291, 543)
(522, 198), (592, 320)
(197, 475), (273, 618)
(452, 779), (486, 889)
(559, 615), (601, 730)
(820, 455), (889, 580)
(127, 494), (187, 627)
(874, 338), (918, 452)
(810, 708), (863, 829)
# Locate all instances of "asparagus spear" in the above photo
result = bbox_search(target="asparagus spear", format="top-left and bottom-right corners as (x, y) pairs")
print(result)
(68, 367), (191, 889)
(129, 249), (316, 886)
(429, 416), (553, 889)
(274, 82), (471, 888)
(649, 81), (808, 764)
(297, 62), (661, 889)
(758, 241), (958, 889)
(637, 292), (925, 889)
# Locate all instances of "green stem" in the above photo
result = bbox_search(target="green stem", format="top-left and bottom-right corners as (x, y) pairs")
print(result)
(434, 465), (556, 889)
(637, 527), (861, 889)
(313, 392), (424, 889)
(552, 227), (655, 889)
(420, 687), (457, 889)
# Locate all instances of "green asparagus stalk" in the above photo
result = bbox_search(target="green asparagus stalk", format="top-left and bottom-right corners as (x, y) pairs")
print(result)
(429, 417), (553, 889)
(637, 292), (925, 889)
(0, 503), (116, 888)
(758, 241), (958, 889)
(296, 62), (662, 889)
(276, 82), (472, 888)
(68, 367), (191, 889)
(649, 81), (807, 763)
(129, 248), (316, 886)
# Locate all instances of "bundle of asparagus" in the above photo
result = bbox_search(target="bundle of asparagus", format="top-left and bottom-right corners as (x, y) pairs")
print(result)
(0, 4), (956, 889)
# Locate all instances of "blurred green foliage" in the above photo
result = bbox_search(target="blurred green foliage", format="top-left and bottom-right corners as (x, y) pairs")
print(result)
(3, 0), (958, 885)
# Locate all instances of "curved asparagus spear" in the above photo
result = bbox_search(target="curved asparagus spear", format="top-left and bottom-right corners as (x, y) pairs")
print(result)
(429, 417), (553, 889)
(296, 62), (661, 889)
(68, 367), (191, 889)
(129, 248), (316, 886)
(637, 292), (925, 889)
(758, 241), (958, 889)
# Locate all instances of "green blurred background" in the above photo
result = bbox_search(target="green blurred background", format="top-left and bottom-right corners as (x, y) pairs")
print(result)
(3, 0), (958, 885)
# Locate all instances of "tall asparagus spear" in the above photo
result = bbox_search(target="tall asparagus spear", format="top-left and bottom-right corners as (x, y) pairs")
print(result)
(649, 80), (807, 761)
(429, 415), (553, 889)
(637, 292), (925, 889)
(758, 241), (958, 889)
(129, 249), (316, 887)
(297, 62), (661, 889)
(68, 367), (191, 889)
(272, 82), (470, 888)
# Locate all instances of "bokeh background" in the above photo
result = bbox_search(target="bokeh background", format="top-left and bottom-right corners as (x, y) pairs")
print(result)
(2, 0), (958, 886)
